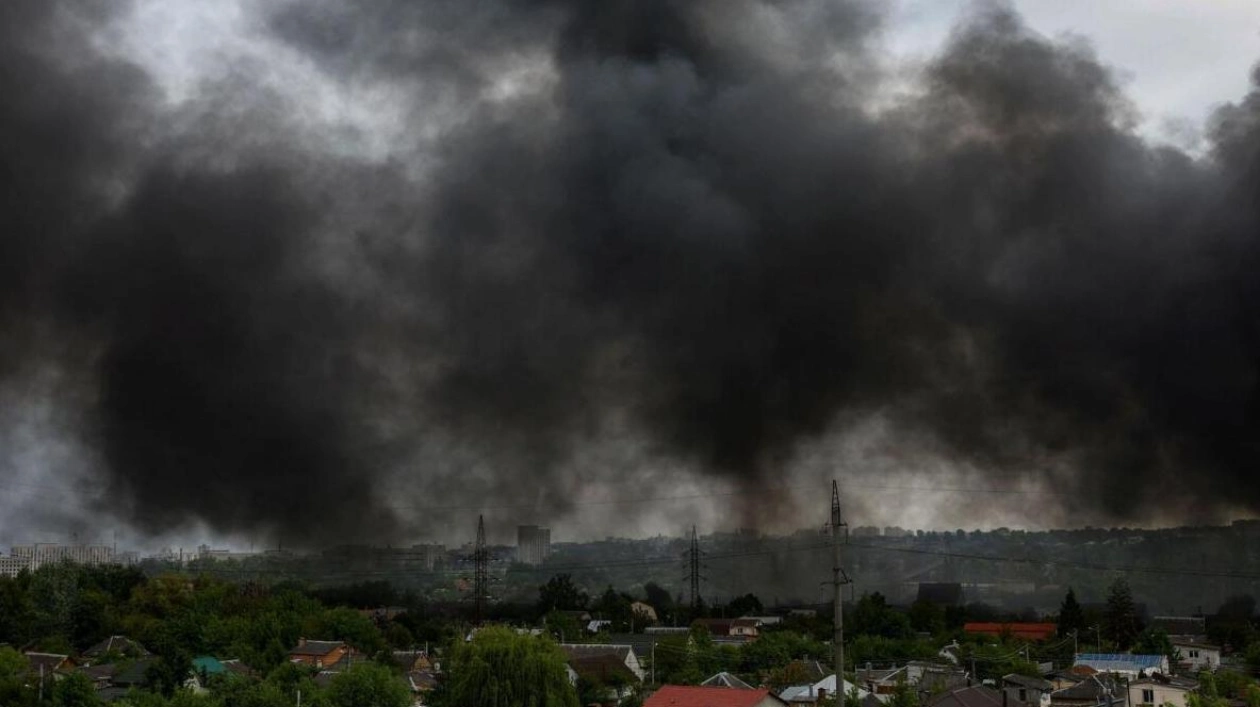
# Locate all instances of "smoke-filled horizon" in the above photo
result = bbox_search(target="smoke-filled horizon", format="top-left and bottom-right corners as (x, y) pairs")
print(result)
(2, 0), (1260, 548)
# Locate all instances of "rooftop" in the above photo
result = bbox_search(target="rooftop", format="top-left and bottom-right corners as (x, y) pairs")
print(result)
(1074, 654), (1165, 672)
(288, 640), (347, 657)
(647, 685), (785, 707)
(927, 685), (1032, 707)
(701, 672), (755, 689)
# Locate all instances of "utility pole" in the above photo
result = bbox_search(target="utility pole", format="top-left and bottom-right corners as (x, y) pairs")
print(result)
(474, 515), (488, 625)
(828, 480), (851, 691)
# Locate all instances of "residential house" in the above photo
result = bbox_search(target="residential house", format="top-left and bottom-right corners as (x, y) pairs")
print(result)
(24, 652), (74, 678)
(1171, 642), (1220, 672)
(783, 661), (829, 686)
(732, 619), (762, 639)
(928, 685), (1032, 707)
(780, 675), (871, 706)
(288, 639), (349, 668)
(82, 635), (149, 664)
(1045, 671), (1086, 692)
(906, 661), (970, 694)
(702, 672), (756, 689)
(391, 650), (435, 672)
(408, 669), (438, 704)
(190, 655), (231, 691)
(103, 657), (204, 697)
(696, 619), (737, 638)
(965, 623), (1058, 642)
(1003, 674), (1054, 707)
(559, 644), (646, 682)
(1147, 617), (1207, 644)
(1127, 675), (1199, 707)
(1073, 654), (1168, 679)
(219, 659), (259, 680)
(856, 665), (908, 698)
(646, 685), (788, 707)
(1050, 674), (1127, 707)
(75, 663), (118, 690)
(568, 653), (642, 701)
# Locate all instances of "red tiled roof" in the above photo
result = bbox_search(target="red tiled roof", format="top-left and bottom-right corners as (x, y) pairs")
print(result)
(645, 685), (782, 707)
(964, 623), (1057, 641)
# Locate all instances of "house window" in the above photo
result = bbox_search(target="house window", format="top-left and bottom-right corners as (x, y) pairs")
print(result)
(1189, 650), (1199, 658)
(1019, 689), (1027, 702)
(1142, 689), (1155, 704)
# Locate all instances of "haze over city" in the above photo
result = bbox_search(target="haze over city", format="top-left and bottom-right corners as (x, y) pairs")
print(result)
(4, 0), (1260, 554)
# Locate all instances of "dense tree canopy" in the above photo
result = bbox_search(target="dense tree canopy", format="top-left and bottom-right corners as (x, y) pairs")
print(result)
(435, 627), (578, 707)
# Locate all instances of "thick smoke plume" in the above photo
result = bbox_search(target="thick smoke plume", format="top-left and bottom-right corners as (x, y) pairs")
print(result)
(2, 0), (1259, 544)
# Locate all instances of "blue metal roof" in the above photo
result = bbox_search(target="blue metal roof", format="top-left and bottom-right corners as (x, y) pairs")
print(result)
(1074, 654), (1164, 670)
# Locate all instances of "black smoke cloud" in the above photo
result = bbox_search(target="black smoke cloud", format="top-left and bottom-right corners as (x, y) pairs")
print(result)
(2, 0), (1259, 543)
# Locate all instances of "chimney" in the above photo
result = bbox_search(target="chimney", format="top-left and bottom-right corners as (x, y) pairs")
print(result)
(298, 637), (306, 647)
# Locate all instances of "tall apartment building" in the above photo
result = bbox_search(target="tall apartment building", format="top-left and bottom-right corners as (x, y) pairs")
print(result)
(0, 554), (30, 578)
(517, 525), (551, 565)
(10, 543), (115, 570)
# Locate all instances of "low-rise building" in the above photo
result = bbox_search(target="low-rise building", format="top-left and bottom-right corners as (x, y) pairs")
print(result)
(24, 652), (73, 678)
(1171, 642), (1220, 672)
(82, 635), (149, 664)
(1050, 674), (1126, 707)
(1003, 674), (1054, 707)
(558, 643), (645, 682)
(647, 685), (788, 707)
(1148, 617), (1207, 644)
(288, 639), (349, 669)
(780, 675), (871, 706)
(1073, 654), (1168, 679)
(929, 686), (1032, 707)
(1127, 675), (1198, 707)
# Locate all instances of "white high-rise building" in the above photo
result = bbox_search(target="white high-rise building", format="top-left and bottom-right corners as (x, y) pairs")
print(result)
(517, 525), (551, 565)
(0, 555), (31, 577)
(10, 543), (115, 570)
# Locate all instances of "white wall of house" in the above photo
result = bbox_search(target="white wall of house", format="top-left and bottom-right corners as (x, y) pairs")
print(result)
(1129, 682), (1192, 707)
(1173, 644), (1220, 671)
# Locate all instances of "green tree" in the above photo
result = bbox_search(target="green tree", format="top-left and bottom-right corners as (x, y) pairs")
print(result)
(1058, 588), (1085, 639)
(727, 594), (763, 617)
(538, 575), (588, 613)
(543, 610), (582, 642)
(1134, 628), (1179, 664)
(0, 646), (34, 707)
(592, 586), (635, 632)
(51, 671), (101, 707)
(849, 593), (912, 640)
(328, 663), (409, 707)
(643, 583), (674, 621)
(908, 599), (946, 635)
(1103, 578), (1140, 650)
(436, 627), (578, 707)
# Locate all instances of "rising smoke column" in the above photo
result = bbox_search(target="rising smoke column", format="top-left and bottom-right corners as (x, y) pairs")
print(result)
(1, 0), (1259, 543)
